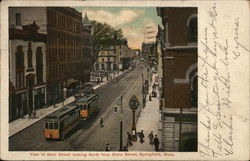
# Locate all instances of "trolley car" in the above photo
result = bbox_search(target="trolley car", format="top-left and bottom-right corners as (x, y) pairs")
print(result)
(77, 93), (99, 120)
(44, 105), (80, 140)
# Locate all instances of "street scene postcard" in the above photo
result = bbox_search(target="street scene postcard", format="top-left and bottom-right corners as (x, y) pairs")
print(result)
(0, 0), (249, 160)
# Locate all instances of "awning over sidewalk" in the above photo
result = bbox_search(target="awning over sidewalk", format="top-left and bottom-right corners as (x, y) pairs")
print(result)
(66, 78), (78, 87)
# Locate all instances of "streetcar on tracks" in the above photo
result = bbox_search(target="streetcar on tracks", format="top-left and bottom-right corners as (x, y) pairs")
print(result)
(44, 105), (80, 140)
(44, 92), (99, 140)
(77, 92), (99, 120)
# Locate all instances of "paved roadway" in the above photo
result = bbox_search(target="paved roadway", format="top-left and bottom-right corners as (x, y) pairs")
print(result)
(9, 64), (147, 151)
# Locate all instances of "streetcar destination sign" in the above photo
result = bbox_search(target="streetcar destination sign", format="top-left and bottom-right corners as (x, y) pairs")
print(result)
(129, 95), (139, 111)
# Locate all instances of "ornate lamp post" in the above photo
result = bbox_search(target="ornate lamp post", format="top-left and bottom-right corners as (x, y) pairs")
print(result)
(129, 95), (139, 141)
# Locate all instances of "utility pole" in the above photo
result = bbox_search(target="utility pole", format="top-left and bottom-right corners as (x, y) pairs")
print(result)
(119, 96), (123, 151)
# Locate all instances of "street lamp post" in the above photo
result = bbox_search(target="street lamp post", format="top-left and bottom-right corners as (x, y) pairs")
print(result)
(141, 72), (145, 108)
(129, 95), (139, 141)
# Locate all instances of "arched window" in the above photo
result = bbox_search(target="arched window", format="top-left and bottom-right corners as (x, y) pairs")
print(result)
(15, 45), (24, 88)
(190, 72), (197, 107)
(16, 13), (21, 26)
(16, 45), (24, 68)
(27, 42), (33, 68)
(36, 47), (43, 84)
(187, 15), (197, 42)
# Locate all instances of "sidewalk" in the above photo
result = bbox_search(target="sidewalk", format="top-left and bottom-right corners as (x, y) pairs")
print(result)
(9, 96), (75, 137)
(129, 73), (161, 152)
(9, 71), (125, 137)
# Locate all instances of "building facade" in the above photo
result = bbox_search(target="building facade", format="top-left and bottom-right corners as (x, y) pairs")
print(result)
(157, 7), (198, 151)
(46, 7), (83, 102)
(82, 13), (93, 84)
(9, 18), (47, 121)
(9, 7), (92, 121)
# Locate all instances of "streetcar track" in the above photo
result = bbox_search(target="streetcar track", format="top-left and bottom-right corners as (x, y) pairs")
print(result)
(9, 67), (145, 151)
(67, 68), (141, 150)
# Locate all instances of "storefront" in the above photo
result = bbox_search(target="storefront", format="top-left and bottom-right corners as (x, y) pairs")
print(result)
(161, 108), (197, 151)
(34, 86), (46, 109)
(14, 90), (28, 120)
(46, 83), (61, 105)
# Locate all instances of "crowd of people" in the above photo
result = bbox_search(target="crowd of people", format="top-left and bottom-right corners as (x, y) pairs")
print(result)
(103, 77), (161, 152)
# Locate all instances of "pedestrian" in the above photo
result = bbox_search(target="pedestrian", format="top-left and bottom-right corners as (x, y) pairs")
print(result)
(153, 83), (155, 90)
(114, 106), (117, 115)
(122, 146), (128, 151)
(153, 135), (160, 151)
(149, 94), (152, 101)
(139, 129), (145, 143)
(105, 143), (111, 151)
(100, 117), (104, 128)
(148, 131), (154, 145)
(127, 132), (133, 147)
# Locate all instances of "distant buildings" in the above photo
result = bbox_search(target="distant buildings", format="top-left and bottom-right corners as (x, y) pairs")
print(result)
(157, 7), (198, 151)
(92, 41), (135, 82)
(9, 7), (93, 122)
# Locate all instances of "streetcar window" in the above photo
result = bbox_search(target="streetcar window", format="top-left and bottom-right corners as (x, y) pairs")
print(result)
(83, 105), (87, 110)
(49, 122), (53, 129)
(54, 123), (58, 129)
(60, 122), (64, 129)
(45, 122), (48, 129)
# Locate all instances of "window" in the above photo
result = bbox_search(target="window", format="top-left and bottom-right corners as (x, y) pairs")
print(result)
(16, 13), (21, 26)
(188, 16), (197, 42)
(54, 122), (58, 129)
(27, 42), (33, 68)
(45, 122), (48, 129)
(191, 75), (197, 107)
(60, 122), (63, 129)
(36, 47), (43, 83)
(16, 45), (24, 68)
(49, 122), (53, 129)
(16, 72), (24, 89)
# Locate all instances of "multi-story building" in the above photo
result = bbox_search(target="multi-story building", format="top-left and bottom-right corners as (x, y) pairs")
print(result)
(94, 46), (119, 80)
(119, 42), (135, 70)
(155, 25), (165, 97)
(82, 13), (93, 84)
(9, 7), (91, 121)
(157, 7), (198, 151)
(141, 42), (157, 66)
(9, 17), (47, 121)
(46, 7), (83, 101)
(93, 39), (136, 81)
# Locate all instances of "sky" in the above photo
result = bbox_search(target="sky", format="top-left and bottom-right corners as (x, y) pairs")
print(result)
(74, 7), (162, 49)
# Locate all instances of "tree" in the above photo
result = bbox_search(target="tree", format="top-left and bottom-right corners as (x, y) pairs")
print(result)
(91, 20), (127, 62)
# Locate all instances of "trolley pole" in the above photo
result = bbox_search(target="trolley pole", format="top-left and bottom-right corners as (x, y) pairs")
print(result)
(119, 96), (123, 151)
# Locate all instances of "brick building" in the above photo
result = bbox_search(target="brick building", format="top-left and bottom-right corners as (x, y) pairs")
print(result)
(82, 13), (93, 84)
(46, 7), (83, 102)
(9, 7), (92, 121)
(157, 7), (198, 151)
